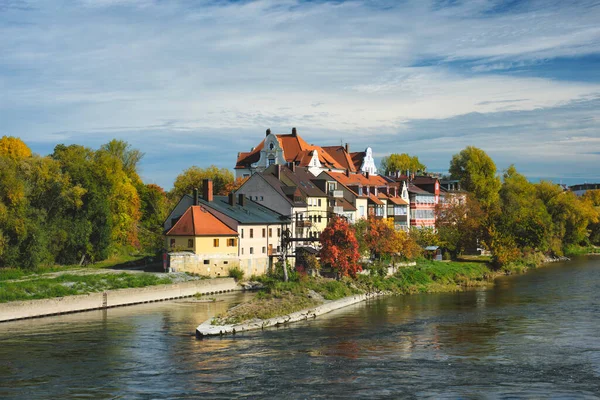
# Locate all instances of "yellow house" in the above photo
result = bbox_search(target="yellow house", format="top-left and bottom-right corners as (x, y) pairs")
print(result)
(165, 205), (239, 277)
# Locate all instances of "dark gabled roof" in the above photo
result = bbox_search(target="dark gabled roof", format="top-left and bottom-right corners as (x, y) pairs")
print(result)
(407, 183), (433, 195)
(321, 146), (357, 173)
(258, 172), (307, 207)
(278, 166), (327, 198)
(197, 195), (290, 225)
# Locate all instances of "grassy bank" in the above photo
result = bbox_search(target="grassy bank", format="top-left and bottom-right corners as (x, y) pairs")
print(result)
(0, 272), (173, 303)
(564, 245), (600, 257)
(212, 259), (501, 325)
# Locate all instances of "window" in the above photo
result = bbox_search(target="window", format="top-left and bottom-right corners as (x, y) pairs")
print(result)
(241, 248), (244, 255)
(243, 174), (250, 178)
(260, 196), (264, 201)
(250, 247), (254, 254)
(224, 261), (228, 265)
(188, 239), (193, 248)
(268, 157), (275, 166)
(277, 246), (281, 252)
(227, 238), (237, 247)
(170, 238), (175, 247)
(318, 199), (322, 207)
(318, 215), (322, 223)
(203, 260), (210, 265)
(328, 182), (336, 192)
(262, 247), (266, 254)
(269, 228), (272, 237)
(250, 229), (254, 238)
(269, 142), (274, 150)
(213, 239), (219, 247)
(262, 228), (266, 238)
(359, 206), (365, 217)
(241, 229), (244, 239)
(277, 228), (281, 236)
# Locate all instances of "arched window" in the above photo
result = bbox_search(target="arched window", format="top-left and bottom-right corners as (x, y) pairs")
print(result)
(269, 142), (274, 150)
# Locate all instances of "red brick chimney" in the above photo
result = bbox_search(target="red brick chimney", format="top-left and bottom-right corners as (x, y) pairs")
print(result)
(202, 179), (213, 202)
(345, 169), (350, 177)
(345, 143), (349, 153)
(228, 192), (235, 206)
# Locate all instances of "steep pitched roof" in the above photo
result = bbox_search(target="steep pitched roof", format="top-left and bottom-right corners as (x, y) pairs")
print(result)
(350, 151), (366, 172)
(321, 146), (357, 172)
(198, 195), (289, 224)
(327, 171), (389, 187)
(235, 132), (347, 170)
(278, 166), (327, 198)
(165, 206), (238, 236)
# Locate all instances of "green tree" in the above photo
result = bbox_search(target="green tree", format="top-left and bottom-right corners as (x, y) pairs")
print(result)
(435, 194), (486, 258)
(170, 165), (234, 200)
(449, 146), (501, 210)
(380, 153), (426, 176)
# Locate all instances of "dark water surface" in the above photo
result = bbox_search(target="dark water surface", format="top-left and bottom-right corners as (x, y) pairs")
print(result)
(1, 258), (600, 399)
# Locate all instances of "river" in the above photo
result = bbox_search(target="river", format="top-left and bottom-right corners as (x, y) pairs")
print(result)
(1, 257), (599, 399)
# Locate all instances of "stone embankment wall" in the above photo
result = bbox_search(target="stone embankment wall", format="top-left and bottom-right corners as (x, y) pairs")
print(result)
(0, 278), (238, 323)
(197, 292), (382, 337)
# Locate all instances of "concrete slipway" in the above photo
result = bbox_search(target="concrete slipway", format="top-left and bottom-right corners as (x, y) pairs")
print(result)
(0, 278), (238, 322)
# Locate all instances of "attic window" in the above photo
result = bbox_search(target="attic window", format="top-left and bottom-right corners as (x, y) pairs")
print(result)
(269, 143), (274, 150)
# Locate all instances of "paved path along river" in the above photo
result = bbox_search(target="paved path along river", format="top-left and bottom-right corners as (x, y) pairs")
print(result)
(1, 257), (599, 398)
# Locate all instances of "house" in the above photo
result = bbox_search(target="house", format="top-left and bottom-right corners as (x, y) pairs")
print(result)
(164, 203), (239, 277)
(235, 164), (327, 251)
(569, 183), (600, 196)
(165, 180), (290, 277)
(235, 127), (378, 178)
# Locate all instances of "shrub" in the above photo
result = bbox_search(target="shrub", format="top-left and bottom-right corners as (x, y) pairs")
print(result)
(228, 266), (244, 281)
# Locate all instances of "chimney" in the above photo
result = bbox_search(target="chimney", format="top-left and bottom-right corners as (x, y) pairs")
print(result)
(202, 179), (213, 202)
(266, 128), (271, 137)
(193, 188), (198, 205)
(345, 169), (350, 177)
(366, 171), (370, 179)
(228, 192), (235, 206)
(238, 194), (246, 207)
(275, 164), (281, 179)
(291, 127), (297, 137)
(345, 143), (349, 153)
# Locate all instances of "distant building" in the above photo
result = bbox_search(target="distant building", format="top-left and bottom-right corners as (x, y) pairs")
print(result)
(569, 183), (600, 196)
(165, 181), (290, 277)
(235, 127), (378, 178)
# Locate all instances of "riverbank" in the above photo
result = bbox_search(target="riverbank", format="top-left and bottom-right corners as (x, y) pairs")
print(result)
(197, 259), (504, 336)
(0, 278), (239, 322)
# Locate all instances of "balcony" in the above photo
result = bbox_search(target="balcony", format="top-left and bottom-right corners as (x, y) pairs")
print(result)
(296, 220), (312, 228)
(333, 206), (344, 214)
(332, 190), (344, 198)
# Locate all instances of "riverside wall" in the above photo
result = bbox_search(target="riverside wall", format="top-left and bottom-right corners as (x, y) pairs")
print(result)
(0, 278), (239, 322)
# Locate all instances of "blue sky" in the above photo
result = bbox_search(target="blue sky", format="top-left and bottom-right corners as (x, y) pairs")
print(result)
(1, 0), (599, 188)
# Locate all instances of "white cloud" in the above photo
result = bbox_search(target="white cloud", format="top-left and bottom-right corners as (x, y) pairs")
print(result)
(1, 0), (600, 187)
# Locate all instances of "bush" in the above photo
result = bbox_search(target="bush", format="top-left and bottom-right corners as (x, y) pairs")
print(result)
(228, 266), (244, 281)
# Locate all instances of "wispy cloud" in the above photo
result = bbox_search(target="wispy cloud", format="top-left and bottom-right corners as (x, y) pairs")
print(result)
(1, 0), (599, 187)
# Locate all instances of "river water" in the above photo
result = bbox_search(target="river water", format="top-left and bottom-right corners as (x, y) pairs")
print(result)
(1, 257), (599, 399)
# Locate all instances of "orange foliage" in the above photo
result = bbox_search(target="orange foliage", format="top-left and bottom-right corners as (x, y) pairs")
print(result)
(0, 136), (32, 160)
(320, 216), (361, 277)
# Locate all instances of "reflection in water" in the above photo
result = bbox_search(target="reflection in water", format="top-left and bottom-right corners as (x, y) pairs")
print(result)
(1, 259), (600, 398)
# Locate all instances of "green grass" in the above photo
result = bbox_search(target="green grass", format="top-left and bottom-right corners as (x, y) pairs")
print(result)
(564, 245), (600, 257)
(213, 260), (500, 326)
(0, 254), (152, 282)
(0, 272), (172, 303)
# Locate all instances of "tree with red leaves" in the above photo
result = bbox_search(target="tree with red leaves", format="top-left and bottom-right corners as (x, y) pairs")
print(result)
(319, 215), (361, 278)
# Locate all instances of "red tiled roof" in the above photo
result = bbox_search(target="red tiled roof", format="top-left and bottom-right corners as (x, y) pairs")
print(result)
(368, 194), (385, 205)
(166, 206), (238, 236)
(350, 152), (365, 171)
(322, 146), (357, 172)
(235, 133), (347, 170)
(327, 171), (389, 187)
(388, 197), (408, 205)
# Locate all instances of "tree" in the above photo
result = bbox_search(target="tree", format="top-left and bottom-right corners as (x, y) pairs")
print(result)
(222, 177), (248, 194)
(320, 216), (361, 278)
(435, 194), (486, 258)
(449, 146), (501, 210)
(0, 136), (32, 161)
(170, 165), (234, 200)
(138, 183), (170, 252)
(380, 153), (426, 176)
(497, 166), (552, 252)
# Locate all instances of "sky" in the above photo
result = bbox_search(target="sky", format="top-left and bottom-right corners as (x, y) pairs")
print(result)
(1, 0), (599, 189)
